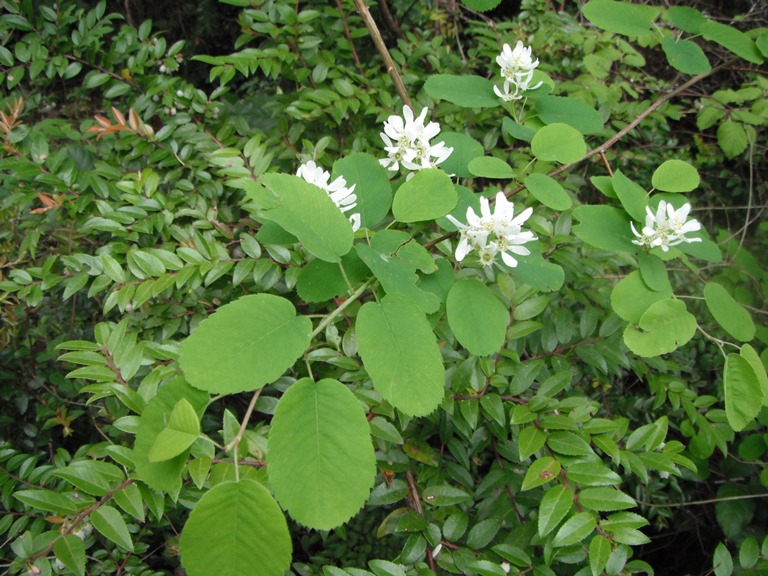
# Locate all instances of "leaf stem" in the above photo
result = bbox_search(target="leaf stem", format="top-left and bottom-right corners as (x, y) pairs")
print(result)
(310, 278), (373, 340)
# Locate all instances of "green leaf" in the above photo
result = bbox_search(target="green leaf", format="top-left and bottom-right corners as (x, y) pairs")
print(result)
(740, 344), (768, 406)
(573, 206), (636, 253)
(369, 416), (404, 444)
(447, 278), (509, 356)
(296, 252), (368, 303)
(547, 431), (594, 457)
(439, 132), (484, 178)
(134, 376), (209, 493)
(524, 173), (572, 211)
(522, 457), (561, 491)
(611, 271), (672, 323)
(538, 485), (574, 536)
(512, 245), (565, 292)
(356, 230), (441, 313)
(637, 252), (671, 292)
(739, 536), (759, 569)
(247, 173), (354, 262)
(518, 425), (547, 460)
(424, 74), (499, 108)
(332, 153), (392, 228)
(582, 0), (660, 36)
(461, 0), (501, 11)
(578, 487), (636, 512)
(661, 37), (711, 75)
(589, 535), (611, 576)
(704, 282), (755, 342)
(422, 485), (472, 506)
(179, 294), (312, 395)
(91, 505), (134, 551)
(535, 96), (605, 135)
(54, 535), (85, 576)
(112, 482), (145, 522)
(13, 490), (79, 515)
(566, 462), (622, 486)
(357, 295), (445, 416)
(531, 123), (586, 164)
(53, 460), (122, 497)
(701, 21), (763, 65)
(553, 512), (597, 547)
(180, 480), (292, 576)
(467, 156), (515, 179)
(666, 6), (706, 34)
(652, 159), (701, 192)
(623, 299), (697, 357)
(392, 169), (457, 222)
(612, 170), (648, 222)
(724, 353), (762, 432)
(268, 378), (375, 530)
(717, 121), (749, 159)
(713, 542), (733, 576)
(148, 398), (201, 462)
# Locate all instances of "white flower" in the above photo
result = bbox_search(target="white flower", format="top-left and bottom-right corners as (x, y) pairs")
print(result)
(493, 41), (543, 101)
(446, 192), (536, 268)
(631, 200), (702, 252)
(501, 562), (511, 574)
(297, 161), (361, 231)
(380, 105), (453, 174)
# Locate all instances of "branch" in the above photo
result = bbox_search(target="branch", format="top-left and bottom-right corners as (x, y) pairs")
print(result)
(352, 0), (411, 108)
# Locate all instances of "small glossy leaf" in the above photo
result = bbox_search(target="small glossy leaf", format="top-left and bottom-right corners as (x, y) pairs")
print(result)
(54, 535), (85, 576)
(578, 487), (636, 511)
(553, 512), (597, 547)
(268, 378), (376, 530)
(566, 462), (622, 486)
(518, 426), (547, 460)
(538, 485), (574, 536)
(422, 485), (472, 506)
(547, 431), (594, 457)
(467, 156), (515, 179)
(91, 506), (133, 551)
(522, 457), (561, 491)
(713, 542), (733, 576)
(180, 480), (292, 576)
(589, 535), (611, 576)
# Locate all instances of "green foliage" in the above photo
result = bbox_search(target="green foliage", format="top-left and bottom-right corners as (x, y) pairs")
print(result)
(1, 0), (767, 575)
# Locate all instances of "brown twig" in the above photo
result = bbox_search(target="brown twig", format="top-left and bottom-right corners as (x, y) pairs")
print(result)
(352, 0), (412, 108)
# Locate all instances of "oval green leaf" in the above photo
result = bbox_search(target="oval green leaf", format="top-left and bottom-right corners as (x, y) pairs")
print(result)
(611, 270), (672, 324)
(582, 0), (660, 36)
(180, 479), (292, 576)
(704, 282), (755, 342)
(578, 487), (636, 512)
(357, 295), (445, 416)
(424, 74), (499, 108)
(623, 299), (697, 357)
(701, 20), (763, 65)
(148, 398), (201, 462)
(179, 294), (312, 395)
(572, 205), (636, 253)
(652, 159), (701, 192)
(661, 37), (711, 75)
(531, 123), (586, 164)
(250, 173), (354, 262)
(522, 456), (561, 491)
(524, 173), (572, 211)
(724, 353), (762, 432)
(538, 485), (574, 537)
(535, 96), (605, 135)
(332, 153), (392, 228)
(553, 512), (597, 547)
(612, 170), (648, 222)
(392, 168), (457, 222)
(91, 505), (133, 551)
(268, 378), (376, 530)
(447, 278), (509, 356)
(467, 156), (515, 179)
(439, 132), (484, 178)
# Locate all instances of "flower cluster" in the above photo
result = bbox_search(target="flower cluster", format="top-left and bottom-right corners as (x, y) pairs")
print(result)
(380, 105), (453, 174)
(631, 200), (702, 252)
(296, 161), (361, 231)
(447, 192), (536, 268)
(493, 41), (543, 101)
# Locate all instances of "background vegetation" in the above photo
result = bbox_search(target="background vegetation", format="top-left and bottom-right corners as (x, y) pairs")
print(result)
(0, 0), (766, 575)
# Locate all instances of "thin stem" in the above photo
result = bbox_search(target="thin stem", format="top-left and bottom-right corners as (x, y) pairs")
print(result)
(225, 388), (262, 454)
(310, 278), (373, 339)
(352, 0), (412, 108)
(641, 492), (768, 508)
